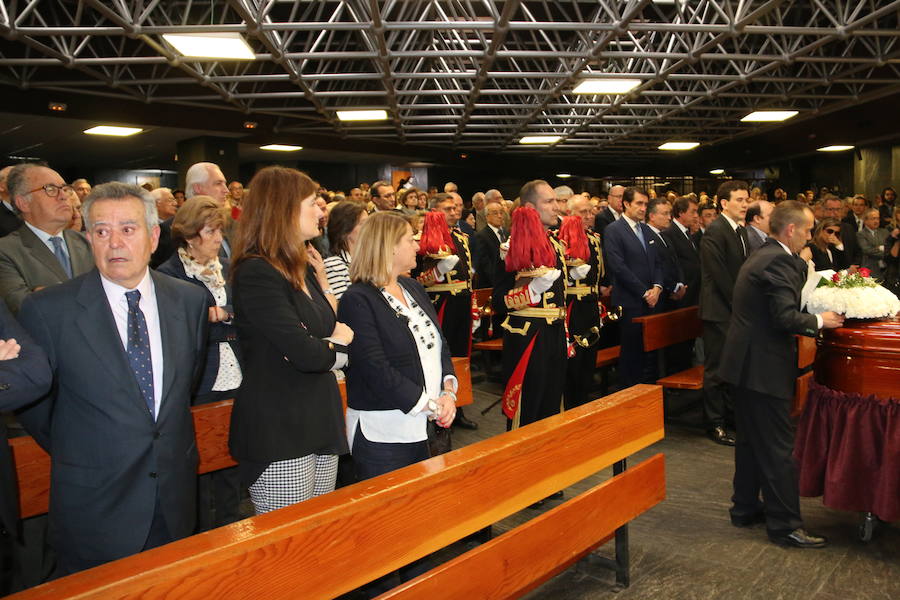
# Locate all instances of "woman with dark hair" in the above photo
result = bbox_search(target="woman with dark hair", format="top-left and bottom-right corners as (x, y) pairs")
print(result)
(807, 217), (847, 271)
(323, 201), (367, 300)
(157, 195), (242, 529)
(397, 188), (420, 216)
(230, 166), (354, 514)
(337, 211), (456, 481)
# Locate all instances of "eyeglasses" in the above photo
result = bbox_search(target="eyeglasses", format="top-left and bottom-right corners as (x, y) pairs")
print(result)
(824, 228), (840, 235)
(27, 183), (74, 198)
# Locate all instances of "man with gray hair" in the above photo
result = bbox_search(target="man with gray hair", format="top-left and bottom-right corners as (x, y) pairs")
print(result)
(0, 166), (23, 237)
(0, 163), (93, 313)
(151, 187), (178, 222)
(157, 162), (232, 266)
(18, 181), (208, 576)
(554, 185), (574, 218)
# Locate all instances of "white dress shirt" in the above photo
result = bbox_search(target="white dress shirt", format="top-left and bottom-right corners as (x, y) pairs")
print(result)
(100, 268), (164, 419)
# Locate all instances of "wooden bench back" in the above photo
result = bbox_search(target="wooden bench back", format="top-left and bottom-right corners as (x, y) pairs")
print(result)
(11, 384), (664, 600)
(10, 357), (472, 520)
(633, 306), (702, 352)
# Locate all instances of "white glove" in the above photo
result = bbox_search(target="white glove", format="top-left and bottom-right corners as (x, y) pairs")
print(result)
(528, 269), (561, 303)
(499, 241), (509, 261)
(569, 264), (590, 281)
(436, 255), (460, 276)
(471, 317), (481, 333)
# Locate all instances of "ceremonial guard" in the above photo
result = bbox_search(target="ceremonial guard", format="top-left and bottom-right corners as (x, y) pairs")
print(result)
(415, 210), (479, 429)
(559, 215), (605, 409)
(499, 181), (570, 430)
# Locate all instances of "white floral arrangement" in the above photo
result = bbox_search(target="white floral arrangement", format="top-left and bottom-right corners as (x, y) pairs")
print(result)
(806, 268), (900, 319)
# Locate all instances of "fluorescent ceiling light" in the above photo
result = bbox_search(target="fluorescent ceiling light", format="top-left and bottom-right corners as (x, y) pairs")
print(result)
(337, 109), (389, 122)
(556, 173), (572, 178)
(84, 125), (143, 137)
(573, 78), (642, 95)
(817, 145), (854, 152)
(519, 135), (561, 145)
(741, 110), (799, 122)
(260, 144), (302, 152)
(162, 33), (255, 60)
(709, 168), (725, 175)
(658, 142), (699, 151)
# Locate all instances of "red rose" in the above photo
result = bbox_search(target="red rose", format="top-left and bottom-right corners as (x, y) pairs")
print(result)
(832, 273), (841, 282)
(859, 267), (871, 278)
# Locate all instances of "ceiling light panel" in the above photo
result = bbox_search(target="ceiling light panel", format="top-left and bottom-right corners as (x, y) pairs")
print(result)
(84, 126), (143, 136)
(162, 33), (255, 60)
(741, 110), (799, 122)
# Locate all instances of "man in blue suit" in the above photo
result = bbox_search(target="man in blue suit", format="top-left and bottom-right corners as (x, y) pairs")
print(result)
(17, 182), (208, 576)
(602, 187), (664, 388)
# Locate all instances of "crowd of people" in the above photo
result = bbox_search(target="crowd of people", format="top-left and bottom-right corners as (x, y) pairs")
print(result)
(0, 158), (896, 591)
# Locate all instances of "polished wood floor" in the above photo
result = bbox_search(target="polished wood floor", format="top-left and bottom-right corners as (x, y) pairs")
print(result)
(450, 376), (900, 600)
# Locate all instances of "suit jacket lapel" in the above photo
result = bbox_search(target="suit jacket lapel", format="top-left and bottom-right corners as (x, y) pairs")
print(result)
(19, 225), (67, 280)
(75, 270), (152, 419)
(151, 272), (182, 414)
(63, 230), (93, 275)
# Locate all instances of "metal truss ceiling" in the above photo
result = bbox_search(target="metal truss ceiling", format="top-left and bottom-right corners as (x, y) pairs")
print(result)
(1, 1), (898, 161)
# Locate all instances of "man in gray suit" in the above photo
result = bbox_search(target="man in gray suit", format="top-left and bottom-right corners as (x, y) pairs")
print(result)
(17, 182), (208, 576)
(745, 200), (773, 253)
(857, 208), (890, 280)
(0, 164), (93, 313)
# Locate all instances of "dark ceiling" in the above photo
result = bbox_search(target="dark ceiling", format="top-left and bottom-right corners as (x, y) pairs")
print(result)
(1, 0), (898, 174)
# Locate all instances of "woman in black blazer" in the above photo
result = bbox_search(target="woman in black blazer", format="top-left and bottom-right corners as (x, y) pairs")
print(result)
(807, 217), (847, 271)
(157, 195), (243, 529)
(230, 167), (354, 514)
(337, 212), (457, 481)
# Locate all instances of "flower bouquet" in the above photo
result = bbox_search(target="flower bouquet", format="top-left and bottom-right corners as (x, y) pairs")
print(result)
(806, 268), (900, 319)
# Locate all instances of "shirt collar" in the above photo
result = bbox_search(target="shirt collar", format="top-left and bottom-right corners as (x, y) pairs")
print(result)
(774, 239), (792, 255)
(99, 267), (154, 303)
(721, 213), (742, 231)
(488, 223), (501, 235)
(621, 213), (640, 231)
(648, 224), (662, 235)
(25, 220), (64, 243)
(674, 219), (689, 235)
(750, 225), (767, 239)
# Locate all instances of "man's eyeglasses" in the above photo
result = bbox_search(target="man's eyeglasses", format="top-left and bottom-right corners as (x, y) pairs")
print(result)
(824, 228), (840, 235)
(27, 184), (74, 198)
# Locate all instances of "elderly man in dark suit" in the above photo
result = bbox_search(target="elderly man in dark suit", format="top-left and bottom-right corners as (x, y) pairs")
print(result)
(663, 196), (700, 307)
(0, 302), (52, 594)
(745, 200), (773, 252)
(603, 186), (664, 388)
(645, 197), (686, 312)
(699, 180), (751, 446)
(17, 182), (208, 576)
(722, 201), (843, 548)
(0, 164), (93, 314)
(593, 184), (624, 236)
(472, 199), (508, 340)
(858, 208), (890, 280)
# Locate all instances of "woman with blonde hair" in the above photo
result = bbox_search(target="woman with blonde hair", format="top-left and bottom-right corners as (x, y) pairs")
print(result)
(229, 166), (354, 514)
(337, 211), (456, 481)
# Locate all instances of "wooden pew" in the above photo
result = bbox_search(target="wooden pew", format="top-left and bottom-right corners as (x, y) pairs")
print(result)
(632, 306), (817, 415)
(10, 385), (665, 600)
(633, 306), (704, 390)
(10, 357), (473, 520)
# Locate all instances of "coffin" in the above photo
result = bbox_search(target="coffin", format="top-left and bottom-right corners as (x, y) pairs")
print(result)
(814, 315), (900, 399)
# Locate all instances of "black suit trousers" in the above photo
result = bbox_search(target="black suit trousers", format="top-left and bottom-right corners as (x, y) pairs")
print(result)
(618, 305), (657, 389)
(731, 386), (803, 535)
(702, 320), (732, 427)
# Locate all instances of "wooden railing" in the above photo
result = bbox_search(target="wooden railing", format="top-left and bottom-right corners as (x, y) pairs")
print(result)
(10, 383), (665, 600)
(9, 357), (472, 520)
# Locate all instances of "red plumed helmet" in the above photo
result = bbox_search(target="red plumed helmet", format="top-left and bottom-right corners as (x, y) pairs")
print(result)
(506, 205), (557, 272)
(418, 211), (454, 256)
(558, 215), (589, 262)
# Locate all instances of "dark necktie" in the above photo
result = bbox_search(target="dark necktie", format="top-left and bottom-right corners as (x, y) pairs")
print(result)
(685, 228), (696, 251)
(498, 228), (509, 243)
(736, 225), (748, 257)
(125, 290), (155, 418)
(49, 236), (72, 278)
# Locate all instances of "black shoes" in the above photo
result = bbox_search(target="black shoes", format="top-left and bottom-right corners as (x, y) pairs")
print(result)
(769, 528), (827, 549)
(453, 407), (478, 430)
(707, 426), (735, 446)
(731, 511), (766, 527)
